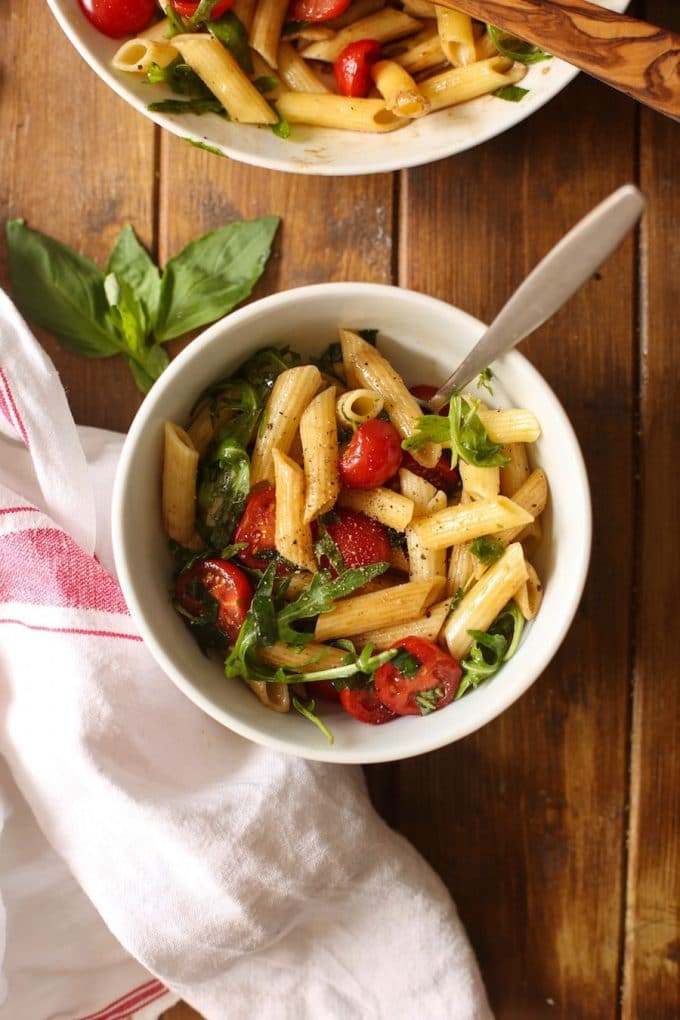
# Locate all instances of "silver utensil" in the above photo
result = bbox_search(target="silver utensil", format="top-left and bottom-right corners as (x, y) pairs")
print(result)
(426, 184), (646, 411)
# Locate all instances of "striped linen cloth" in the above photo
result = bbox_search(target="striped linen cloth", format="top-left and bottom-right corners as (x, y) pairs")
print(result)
(0, 291), (491, 1020)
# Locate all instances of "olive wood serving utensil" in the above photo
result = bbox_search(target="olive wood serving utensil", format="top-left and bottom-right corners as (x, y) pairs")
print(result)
(434, 0), (680, 120)
(426, 183), (645, 409)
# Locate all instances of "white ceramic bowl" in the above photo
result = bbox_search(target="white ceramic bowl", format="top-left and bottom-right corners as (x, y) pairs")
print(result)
(112, 283), (591, 763)
(47, 0), (627, 176)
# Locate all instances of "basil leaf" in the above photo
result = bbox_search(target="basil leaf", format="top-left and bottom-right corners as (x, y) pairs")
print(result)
(449, 396), (509, 468)
(154, 216), (280, 342)
(6, 219), (120, 358)
(493, 85), (529, 103)
(237, 345), (303, 400)
(208, 13), (253, 73)
(487, 24), (551, 64)
(197, 428), (252, 548)
(104, 272), (168, 393)
(106, 225), (161, 335)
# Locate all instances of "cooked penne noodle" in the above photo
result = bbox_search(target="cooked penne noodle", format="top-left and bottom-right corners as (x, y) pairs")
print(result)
(250, 364), (322, 485)
(327, 0), (387, 28)
(401, 0), (437, 17)
(354, 596), (452, 649)
(419, 56), (527, 112)
(447, 540), (476, 595)
(495, 468), (548, 545)
(336, 388), (384, 429)
(392, 25), (445, 74)
(277, 41), (331, 94)
(246, 680), (290, 713)
(112, 38), (177, 73)
(170, 34), (278, 123)
(300, 386), (340, 522)
(459, 461), (500, 501)
(338, 486), (415, 531)
(275, 93), (404, 132)
(477, 406), (542, 444)
(301, 9), (421, 62)
(139, 16), (171, 41)
(442, 542), (528, 659)
(435, 7), (476, 66)
(410, 495), (533, 550)
(371, 60), (430, 118)
(315, 576), (445, 641)
(398, 467), (437, 508)
(500, 442), (531, 497)
(162, 421), (199, 545)
(249, 0), (288, 67)
(232, 0), (257, 31)
(273, 450), (317, 572)
(406, 489), (448, 581)
(475, 29), (498, 60)
(258, 641), (349, 672)
(515, 562), (544, 621)
(339, 329), (441, 468)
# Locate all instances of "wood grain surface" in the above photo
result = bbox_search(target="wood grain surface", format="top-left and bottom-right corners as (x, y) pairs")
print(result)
(434, 0), (680, 118)
(1, 0), (678, 1017)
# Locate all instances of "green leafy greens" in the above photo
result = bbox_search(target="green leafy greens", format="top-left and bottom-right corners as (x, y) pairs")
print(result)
(488, 25), (552, 65)
(456, 601), (524, 699)
(469, 535), (505, 566)
(5, 217), (279, 392)
(402, 394), (509, 469)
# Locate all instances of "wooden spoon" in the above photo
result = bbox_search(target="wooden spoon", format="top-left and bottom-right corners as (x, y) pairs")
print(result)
(434, 0), (680, 120)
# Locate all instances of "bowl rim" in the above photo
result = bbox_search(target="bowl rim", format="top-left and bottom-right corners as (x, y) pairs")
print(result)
(45, 0), (627, 177)
(112, 282), (592, 763)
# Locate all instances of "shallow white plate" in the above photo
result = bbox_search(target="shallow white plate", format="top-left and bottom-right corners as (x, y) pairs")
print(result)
(112, 283), (592, 763)
(48, 0), (627, 176)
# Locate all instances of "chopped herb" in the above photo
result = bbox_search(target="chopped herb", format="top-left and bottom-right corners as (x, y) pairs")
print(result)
(449, 586), (465, 612)
(477, 367), (494, 393)
(292, 696), (335, 744)
(401, 414), (449, 451)
(186, 138), (225, 156)
(313, 340), (345, 380)
(493, 85), (529, 103)
(414, 688), (443, 715)
(469, 535), (505, 566)
(487, 24), (552, 64)
(390, 648), (421, 679)
(253, 76), (280, 94)
(271, 107), (291, 139)
(456, 601), (524, 699)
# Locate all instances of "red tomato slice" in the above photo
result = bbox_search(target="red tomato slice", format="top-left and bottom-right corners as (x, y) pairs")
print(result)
(374, 636), (461, 716)
(338, 418), (402, 489)
(79, 0), (156, 38)
(175, 558), (252, 645)
(401, 450), (459, 493)
(322, 510), (391, 573)
(339, 685), (397, 725)
(289, 0), (352, 22)
(233, 484), (280, 571)
(171, 0), (234, 16)
(334, 39), (382, 98)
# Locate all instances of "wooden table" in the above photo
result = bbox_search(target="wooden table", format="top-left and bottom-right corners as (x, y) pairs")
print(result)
(2, 2), (678, 1017)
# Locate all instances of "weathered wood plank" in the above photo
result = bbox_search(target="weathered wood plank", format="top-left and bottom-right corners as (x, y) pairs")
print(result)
(396, 74), (637, 1017)
(623, 3), (680, 1015)
(0, 5), (157, 431)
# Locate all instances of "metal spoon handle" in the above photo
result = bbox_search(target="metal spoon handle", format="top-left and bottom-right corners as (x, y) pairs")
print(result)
(428, 184), (646, 410)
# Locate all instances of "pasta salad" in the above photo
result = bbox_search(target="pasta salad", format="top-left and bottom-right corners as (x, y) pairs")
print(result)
(161, 328), (548, 743)
(81, 0), (550, 136)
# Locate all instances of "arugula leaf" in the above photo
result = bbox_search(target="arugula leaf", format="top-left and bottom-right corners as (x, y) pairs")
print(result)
(449, 396), (509, 468)
(493, 85), (529, 103)
(313, 340), (344, 379)
(313, 520), (346, 576)
(401, 414), (449, 451)
(487, 24), (551, 64)
(154, 216), (279, 342)
(469, 535), (505, 566)
(225, 563), (279, 682)
(292, 696), (334, 744)
(148, 98), (227, 116)
(106, 225), (161, 335)
(147, 57), (213, 97)
(196, 423), (254, 548)
(208, 13), (253, 73)
(6, 219), (121, 358)
(390, 648), (421, 679)
(456, 601), (524, 699)
(476, 367), (494, 394)
(164, 5), (188, 35)
(277, 562), (389, 647)
(188, 0), (224, 25)
(271, 108), (291, 139)
(414, 688), (442, 715)
(282, 19), (310, 35)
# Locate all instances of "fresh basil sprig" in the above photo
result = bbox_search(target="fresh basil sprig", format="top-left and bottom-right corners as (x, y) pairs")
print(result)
(6, 217), (279, 392)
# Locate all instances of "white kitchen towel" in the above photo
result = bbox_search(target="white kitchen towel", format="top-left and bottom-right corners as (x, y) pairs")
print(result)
(0, 289), (492, 1020)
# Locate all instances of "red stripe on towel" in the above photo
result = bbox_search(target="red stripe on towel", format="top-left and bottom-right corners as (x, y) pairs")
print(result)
(0, 527), (129, 614)
(76, 979), (168, 1020)
(0, 617), (143, 640)
(0, 365), (30, 447)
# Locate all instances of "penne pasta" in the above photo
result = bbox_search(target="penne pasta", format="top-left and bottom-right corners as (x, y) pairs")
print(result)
(275, 93), (404, 133)
(162, 421), (199, 545)
(300, 386), (340, 522)
(495, 468), (548, 545)
(338, 486), (415, 531)
(354, 596), (452, 649)
(315, 577), (445, 641)
(409, 495), (533, 550)
(249, 0), (289, 68)
(301, 9), (421, 62)
(258, 641), (349, 672)
(250, 364), (322, 485)
(277, 41), (331, 94)
(476, 406), (542, 444)
(273, 449), (317, 572)
(515, 561), (544, 621)
(419, 56), (527, 113)
(459, 461), (500, 501)
(371, 59), (430, 118)
(246, 680), (290, 713)
(112, 38), (177, 74)
(499, 442), (531, 497)
(435, 6), (476, 67)
(336, 388), (384, 429)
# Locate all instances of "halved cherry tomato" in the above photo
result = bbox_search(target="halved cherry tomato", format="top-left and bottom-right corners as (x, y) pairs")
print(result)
(409, 383), (449, 416)
(401, 450), (459, 493)
(334, 39), (382, 98)
(289, 0), (352, 22)
(338, 418), (402, 489)
(79, 0), (156, 38)
(322, 509), (391, 572)
(234, 484), (279, 571)
(374, 636), (461, 716)
(339, 685), (397, 725)
(175, 558), (252, 645)
(171, 0), (234, 16)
